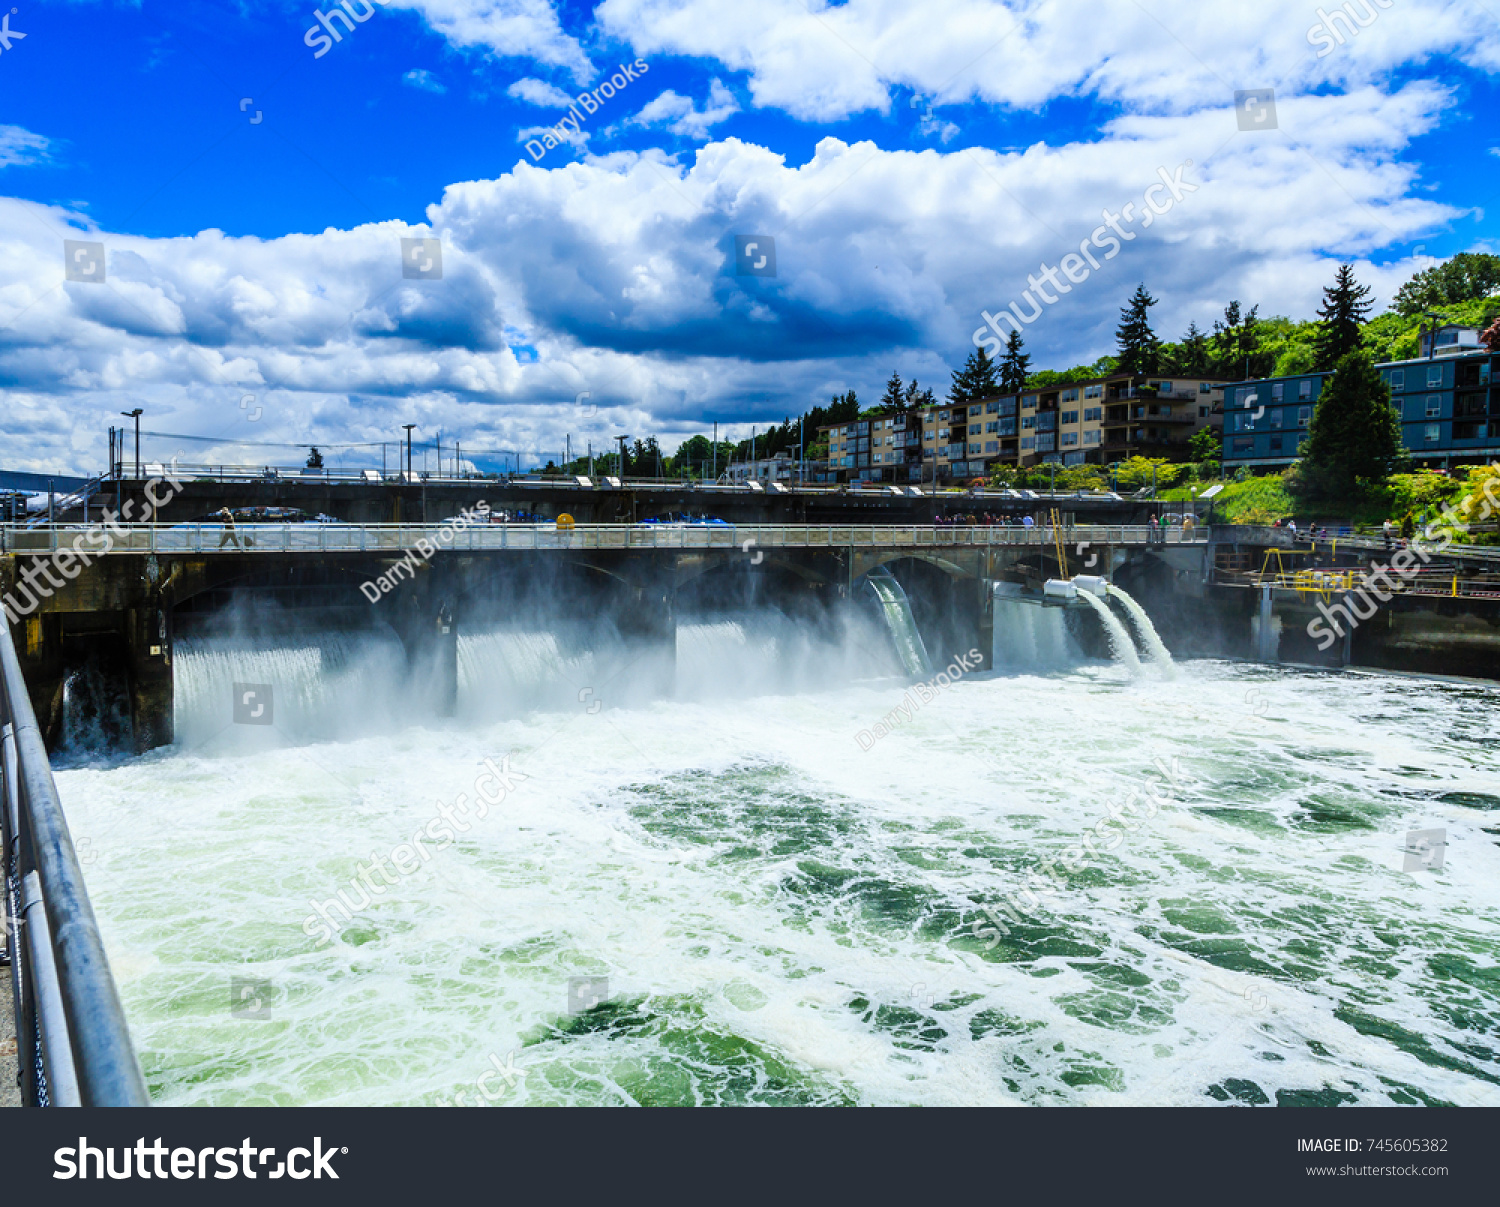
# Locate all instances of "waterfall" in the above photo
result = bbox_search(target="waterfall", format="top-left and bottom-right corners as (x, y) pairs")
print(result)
(1108, 585), (1175, 675)
(1076, 591), (1142, 673)
(55, 653), (133, 763)
(866, 575), (933, 677)
(992, 597), (1079, 670)
(174, 624), (407, 745)
(456, 624), (614, 716)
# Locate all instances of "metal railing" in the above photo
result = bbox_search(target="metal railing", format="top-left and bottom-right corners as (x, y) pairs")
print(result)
(1, 521), (1211, 556)
(1, 621), (150, 1107)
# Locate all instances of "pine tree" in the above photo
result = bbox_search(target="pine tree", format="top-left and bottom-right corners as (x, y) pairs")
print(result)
(903, 380), (936, 412)
(970, 344), (1000, 398)
(879, 371), (904, 414)
(1177, 321), (1211, 376)
(1299, 350), (1402, 498)
(998, 330), (1030, 393)
(1115, 285), (1160, 374)
(1211, 301), (1262, 379)
(1312, 264), (1373, 370)
(947, 346), (1000, 406)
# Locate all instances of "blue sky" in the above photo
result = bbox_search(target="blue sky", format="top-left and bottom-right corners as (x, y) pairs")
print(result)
(0, 0), (1496, 474)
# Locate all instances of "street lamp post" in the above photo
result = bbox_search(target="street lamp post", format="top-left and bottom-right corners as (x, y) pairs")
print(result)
(615, 434), (631, 478)
(120, 408), (143, 479)
(402, 424), (417, 477)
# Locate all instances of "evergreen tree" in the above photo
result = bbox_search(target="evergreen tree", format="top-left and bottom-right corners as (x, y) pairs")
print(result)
(1177, 321), (1212, 376)
(998, 330), (1031, 394)
(1115, 285), (1160, 374)
(1211, 301), (1262, 378)
(1299, 350), (1402, 498)
(306, 446), (323, 469)
(903, 379), (936, 412)
(879, 371), (904, 414)
(948, 346), (1000, 405)
(1312, 263), (1373, 369)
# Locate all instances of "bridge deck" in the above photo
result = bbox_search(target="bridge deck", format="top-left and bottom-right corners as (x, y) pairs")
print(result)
(2, 522), (1208, 556)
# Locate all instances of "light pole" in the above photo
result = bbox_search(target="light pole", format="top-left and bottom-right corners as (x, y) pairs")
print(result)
(120, 408), (143, 479)
(615, 434), (631, 478)
(402, 424), (417, 477)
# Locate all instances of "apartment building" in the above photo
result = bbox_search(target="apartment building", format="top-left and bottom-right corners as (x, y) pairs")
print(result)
(818, 372), (1226, 483)
(1220, 333), (1499, 473)
(823, 413), (923, 482)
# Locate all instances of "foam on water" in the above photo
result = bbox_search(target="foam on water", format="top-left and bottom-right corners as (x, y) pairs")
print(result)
(55, 649), (1500, 1107)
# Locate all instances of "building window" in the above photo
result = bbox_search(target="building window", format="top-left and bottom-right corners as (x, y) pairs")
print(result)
(1427, 366), (1443, 388)
(1022, 395), (1037, 409)
(938, 428), (948, 439)
(1085, 384), (1103, 399)
(1232, 437), (1253, 452)
(1270, 435), (1283, 452)
(985, 401), (999, 413)
(1061, 432), (1079, 446)
(1084, 407), (1102, 422)
(1062, 388), (1080, 403)
(1021, 436), (1036, 450)
(1271, 383), (1284, 400)
(1061, 410), (1078, 424)
(1084, 430), (1101, 445)
(985, 440), (999, 453)
(1298, 380), (1312, 399)
(969, 405), (982, 416)
(1022, 415), (1036, 429)
(1298, 406), (1312, 427)
(1199, 406), (1209, 418)
(1199, 382), (1213, 394)
(1387, 368), (1405, 390)
(985, 421), (999, 434)
(1425, 395), (1441, 418)
(1424, 423), (1440, 442)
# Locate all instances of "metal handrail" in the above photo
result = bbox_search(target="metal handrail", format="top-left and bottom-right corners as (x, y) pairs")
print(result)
(0, 621), (150, 1107)
(1, 521), (1211, 556)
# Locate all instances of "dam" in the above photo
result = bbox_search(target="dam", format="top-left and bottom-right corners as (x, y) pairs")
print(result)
(4, 512), (1500, 1108)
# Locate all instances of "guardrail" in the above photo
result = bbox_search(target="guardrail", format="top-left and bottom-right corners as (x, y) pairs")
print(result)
(1214, 524), (1500, 567)
(1, 522), (1210, 556)
(1, 621), (150, 1107)
(1233, 566), (1500, 601)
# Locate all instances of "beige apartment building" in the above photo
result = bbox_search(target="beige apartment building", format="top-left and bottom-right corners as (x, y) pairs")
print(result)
(820, 371), (1228, 483)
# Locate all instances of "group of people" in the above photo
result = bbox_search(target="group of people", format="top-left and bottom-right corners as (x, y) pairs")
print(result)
(1270, 518), (1335, 540)
(933, 513), (1034, 526)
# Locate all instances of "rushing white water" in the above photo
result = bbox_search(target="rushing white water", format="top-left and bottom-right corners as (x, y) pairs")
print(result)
(174, 626), (408, 748)
(1077, 591), (1143, 674)
(1109, 585), (1176, 675)
(867, 575), (933, 677)
(53, 626), (1500, 1108)
(991, 599), (1078, 671)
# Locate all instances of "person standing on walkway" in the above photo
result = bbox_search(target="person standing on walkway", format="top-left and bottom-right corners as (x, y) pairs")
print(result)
(217, 507), (242, 549)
